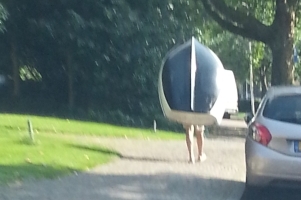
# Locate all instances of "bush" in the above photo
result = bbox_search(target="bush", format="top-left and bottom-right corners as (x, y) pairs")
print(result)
(153, 114), (183, 133)
(238, 99), (261, 113)
(0, 96), (184, 132)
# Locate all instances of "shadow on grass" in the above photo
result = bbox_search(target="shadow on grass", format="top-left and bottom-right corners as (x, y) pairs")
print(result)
(70, 144), (176, 163)
(0, 163), (76, 185)
(69, 144), (122, 157)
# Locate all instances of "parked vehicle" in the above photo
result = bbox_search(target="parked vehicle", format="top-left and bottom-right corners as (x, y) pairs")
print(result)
(223, 70), (238, 119)
(244, 86), (301, 190)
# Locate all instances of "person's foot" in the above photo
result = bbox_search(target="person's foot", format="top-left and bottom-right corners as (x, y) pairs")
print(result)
(188, 156), (195, 164)
(188, 159), (195, 164)
(197, 153), (207, 162)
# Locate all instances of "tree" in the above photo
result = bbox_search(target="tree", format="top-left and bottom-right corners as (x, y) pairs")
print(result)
(206, 31), (249, 83)
(253, 44), (272, 96)
(30, 0), (129, 109)
(201, 0), (299, 86)
(0, 4), (7, 32)
(1, 0), (38, 98)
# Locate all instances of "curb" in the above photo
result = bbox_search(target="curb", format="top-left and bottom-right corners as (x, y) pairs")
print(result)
(206, 126), (247, 138)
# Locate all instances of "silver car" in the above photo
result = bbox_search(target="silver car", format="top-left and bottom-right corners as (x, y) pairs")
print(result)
(245, 86), (301, 190)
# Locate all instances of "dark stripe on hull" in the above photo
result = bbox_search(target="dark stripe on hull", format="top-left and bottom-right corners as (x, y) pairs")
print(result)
(161, 38), (223, 113)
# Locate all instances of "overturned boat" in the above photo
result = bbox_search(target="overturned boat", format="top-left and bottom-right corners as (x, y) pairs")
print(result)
(158, 37), (227, 126)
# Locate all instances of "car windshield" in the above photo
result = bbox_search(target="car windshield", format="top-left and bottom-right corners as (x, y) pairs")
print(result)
(263, 94), (301, 125)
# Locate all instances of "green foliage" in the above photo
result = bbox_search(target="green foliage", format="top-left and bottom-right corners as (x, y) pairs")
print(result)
(19, 65), (42, 82)
(238, 99), (261, 113)
(0, 3), (7, 32)
(202, 0), (299, 85)
(207, 31), (249, 82)
(0, 0), (279, 125)
(225, 0), (275, 25)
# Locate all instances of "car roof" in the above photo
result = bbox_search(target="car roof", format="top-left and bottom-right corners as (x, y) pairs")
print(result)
(266, 85), (301, 98)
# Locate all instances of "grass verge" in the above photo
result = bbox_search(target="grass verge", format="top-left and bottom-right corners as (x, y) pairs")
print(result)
(0, 113), (183, 185)
(230, 112), (246, 120)
(0, 113), (183, 140)
(0, 132), (120, 185)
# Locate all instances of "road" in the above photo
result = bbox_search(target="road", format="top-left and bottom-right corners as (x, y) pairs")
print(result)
(220, 119), (247, 129)
(1, 134), (301, 200)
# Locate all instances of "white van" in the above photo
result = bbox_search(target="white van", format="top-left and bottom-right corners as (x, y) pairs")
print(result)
(223, 70), (238, 118)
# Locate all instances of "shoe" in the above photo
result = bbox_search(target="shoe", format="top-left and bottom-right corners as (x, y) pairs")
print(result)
(197, 153), (207, 162)
(188, 159), (195, 164)
(188, 155), (195, 164)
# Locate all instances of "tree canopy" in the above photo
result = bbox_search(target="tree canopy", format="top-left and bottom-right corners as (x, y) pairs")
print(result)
(0, 0), (299, 129)
(201, 0), (299, 85)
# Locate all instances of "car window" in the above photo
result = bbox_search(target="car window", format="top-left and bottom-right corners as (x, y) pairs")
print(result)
(263, 94), (301, 124)
(254, 96), (266, 116)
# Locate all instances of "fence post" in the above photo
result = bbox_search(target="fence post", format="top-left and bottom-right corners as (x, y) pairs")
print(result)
(153, 120), (157, 133)
(28, 119), (34, 142)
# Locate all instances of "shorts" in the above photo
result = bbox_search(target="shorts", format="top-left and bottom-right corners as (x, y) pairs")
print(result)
(183, 124), (205, 131)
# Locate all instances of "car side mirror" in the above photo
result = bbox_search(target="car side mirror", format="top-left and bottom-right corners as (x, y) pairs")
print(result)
(244, 113), (253, 125)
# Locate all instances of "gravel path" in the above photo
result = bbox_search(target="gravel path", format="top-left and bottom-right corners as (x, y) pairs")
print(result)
(0, 136), (246, 200)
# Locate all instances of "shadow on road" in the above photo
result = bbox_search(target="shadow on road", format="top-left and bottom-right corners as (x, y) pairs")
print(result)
(0, 164), (75, 185)
(240, 186), (301, 200)
(120, 155), (175, 163)
(0, 172), (245, 200)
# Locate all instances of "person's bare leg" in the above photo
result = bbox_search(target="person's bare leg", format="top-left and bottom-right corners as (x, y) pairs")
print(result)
(185, 125), (195, 163)
(195, 125), (206, 162)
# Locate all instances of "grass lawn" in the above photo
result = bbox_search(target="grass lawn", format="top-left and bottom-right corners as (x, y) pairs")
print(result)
(0, 113), (183, 139)
(0, 113), (183, 185)
(0, 131), (120, 185)
(230, 112), (246, 120)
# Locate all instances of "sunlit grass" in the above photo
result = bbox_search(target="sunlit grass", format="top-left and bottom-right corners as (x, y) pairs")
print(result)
(0, 113), (183, 185)
(0, 131), (119, 185)
(0, 113), (183, 140)
(230, 112), (246, 120)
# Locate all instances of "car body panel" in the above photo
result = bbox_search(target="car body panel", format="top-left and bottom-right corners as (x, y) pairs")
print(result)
(254, 116), (301, 157)
(246, 137), (301, 187)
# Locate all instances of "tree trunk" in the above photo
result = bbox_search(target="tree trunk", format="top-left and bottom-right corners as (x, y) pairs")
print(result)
(269, 1), (295, 86)
(10, 41), (20, 98)
(270, 39), (294, 86)
(66, 51), (74, 109)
